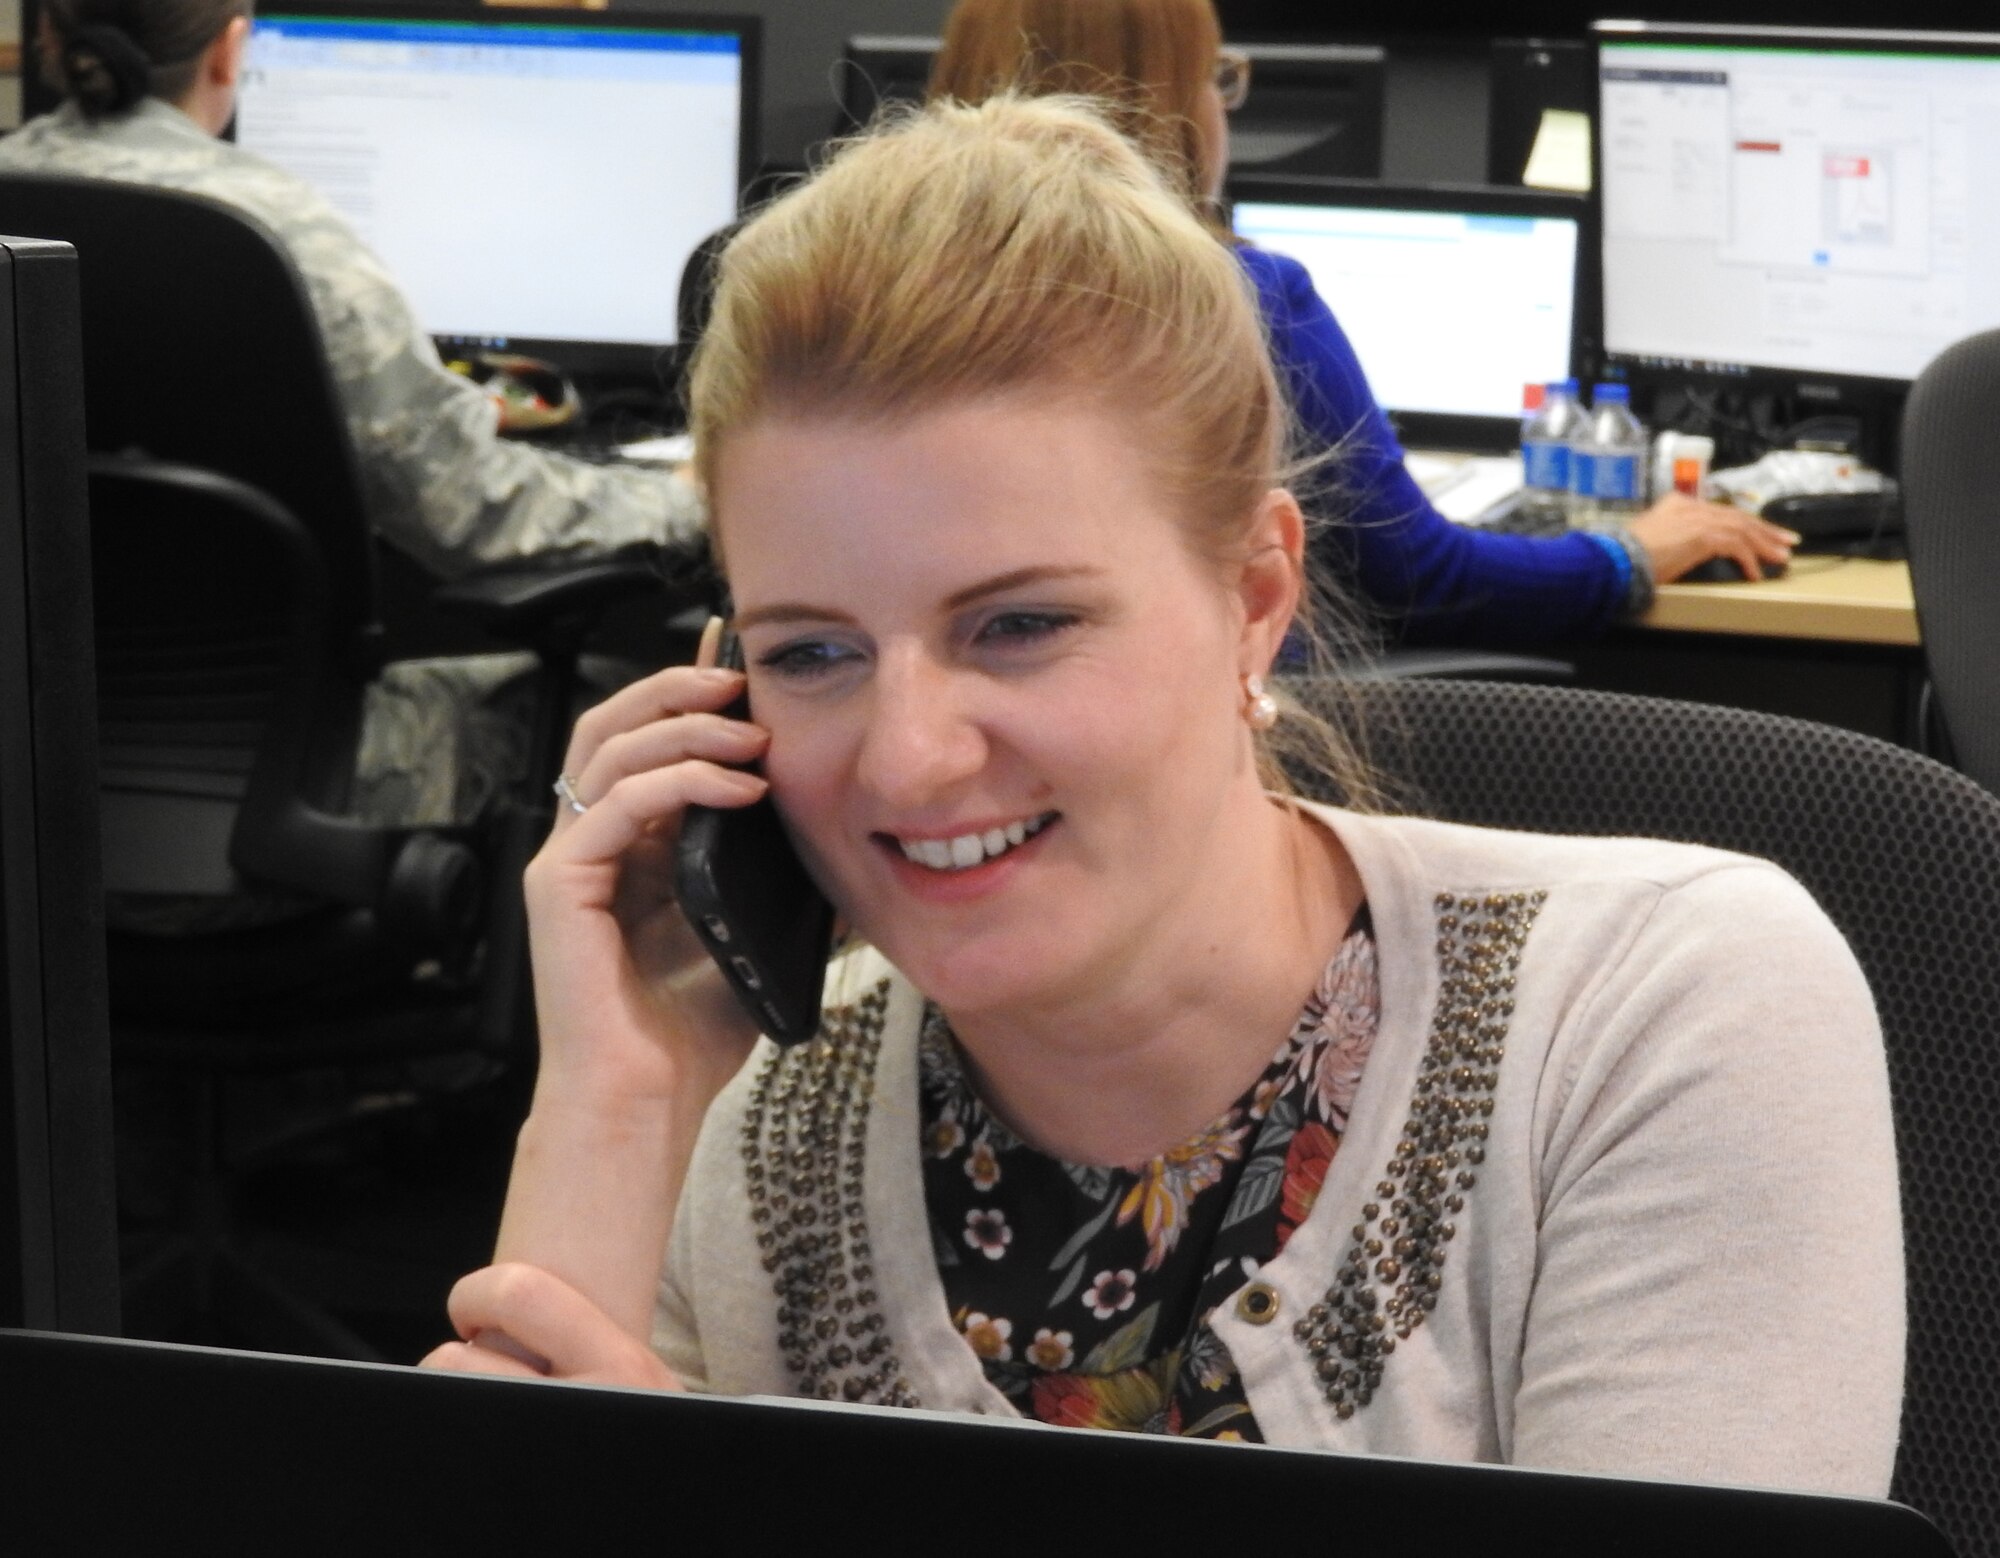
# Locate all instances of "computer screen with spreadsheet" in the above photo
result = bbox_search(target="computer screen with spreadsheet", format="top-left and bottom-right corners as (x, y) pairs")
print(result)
(1597, 22), (2000, 386)
(1229, 178), (1583, 445)
(235, 5), (758, 371)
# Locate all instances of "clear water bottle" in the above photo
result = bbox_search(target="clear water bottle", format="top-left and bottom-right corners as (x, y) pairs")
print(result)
(1571, 382), (1647, 531)
(1520, 378), (1582, 535)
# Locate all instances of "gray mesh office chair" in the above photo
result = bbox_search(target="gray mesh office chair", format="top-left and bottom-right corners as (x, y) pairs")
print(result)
(1902, 328), (2000, 796)
(1291, 675), (2000, 1558)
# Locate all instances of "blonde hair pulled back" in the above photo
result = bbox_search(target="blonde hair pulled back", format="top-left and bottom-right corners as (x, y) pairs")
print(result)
(687, 94), (1376, 807)
(692, 94), (1270, 563)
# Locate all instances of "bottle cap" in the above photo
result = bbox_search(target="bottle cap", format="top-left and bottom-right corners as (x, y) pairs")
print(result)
(1595, 382), (1630, 404)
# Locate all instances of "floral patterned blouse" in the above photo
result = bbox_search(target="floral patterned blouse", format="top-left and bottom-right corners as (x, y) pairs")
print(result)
(918, 912), (1380, 1440)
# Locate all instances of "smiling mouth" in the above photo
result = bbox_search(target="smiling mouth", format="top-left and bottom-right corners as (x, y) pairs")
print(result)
(889, 812), (1059, 872)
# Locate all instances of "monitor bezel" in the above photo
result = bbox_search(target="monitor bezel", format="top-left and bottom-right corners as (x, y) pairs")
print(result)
(1220, 42), (1388, 183)
(238, 2), (764, 382)
(0, 235), (120, 1336)
(1591, 19), (2000, 404)
(835, 35), (940, 137)
(839, 36), (1388, 180)
(1225, 173), (1594, 453)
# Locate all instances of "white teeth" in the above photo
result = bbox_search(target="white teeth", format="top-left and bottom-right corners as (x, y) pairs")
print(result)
(897, 813), (1054, 872)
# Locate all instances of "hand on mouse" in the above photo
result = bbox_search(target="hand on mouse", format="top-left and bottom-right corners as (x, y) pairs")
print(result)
(1628, 493), (1800, 584)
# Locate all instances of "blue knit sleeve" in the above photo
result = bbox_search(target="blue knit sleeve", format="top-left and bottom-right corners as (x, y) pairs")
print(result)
(1237, 245), (1628, 646)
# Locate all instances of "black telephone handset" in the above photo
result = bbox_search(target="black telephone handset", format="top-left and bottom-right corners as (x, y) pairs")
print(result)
(674, 632), (838, 1046)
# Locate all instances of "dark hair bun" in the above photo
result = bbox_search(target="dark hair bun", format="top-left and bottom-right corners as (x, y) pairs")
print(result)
(62, 23), (152, 116)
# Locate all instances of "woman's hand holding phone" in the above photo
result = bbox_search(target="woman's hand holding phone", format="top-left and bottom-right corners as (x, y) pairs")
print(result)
(522, 630), (770, 1108)
(427, 621), (776, 1377)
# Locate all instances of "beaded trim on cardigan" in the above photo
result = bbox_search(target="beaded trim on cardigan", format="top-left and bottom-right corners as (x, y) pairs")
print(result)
(1290, 889), (1546, 1419)
(743, 891), (1543, 1420)
(741, 978), (920, 1407)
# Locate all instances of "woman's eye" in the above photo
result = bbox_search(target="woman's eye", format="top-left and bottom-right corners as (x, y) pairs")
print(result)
(977, 610), (1079, 645)
(758, 639), (858, 679)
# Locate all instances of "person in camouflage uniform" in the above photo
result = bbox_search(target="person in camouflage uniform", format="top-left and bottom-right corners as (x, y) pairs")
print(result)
(5, 0), (704, 577)
(5, 0), (707, 828)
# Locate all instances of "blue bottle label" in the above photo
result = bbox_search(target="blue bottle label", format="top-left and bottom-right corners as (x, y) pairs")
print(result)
(1523, 440), (1569, 491)
(1571, 450), (1597, 496)
(1593, 452), (1640, 502)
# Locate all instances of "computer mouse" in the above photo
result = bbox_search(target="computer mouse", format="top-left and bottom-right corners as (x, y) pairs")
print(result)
(1679, 557), (1788, 583)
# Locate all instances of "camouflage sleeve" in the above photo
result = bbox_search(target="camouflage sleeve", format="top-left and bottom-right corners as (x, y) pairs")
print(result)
(353, 345), (706, 578)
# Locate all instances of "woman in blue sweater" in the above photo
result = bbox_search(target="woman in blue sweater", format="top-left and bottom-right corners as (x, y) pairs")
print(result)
(929, 0), (1795, 646)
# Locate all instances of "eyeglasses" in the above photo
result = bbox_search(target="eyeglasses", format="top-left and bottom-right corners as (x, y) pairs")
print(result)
(1214, 48), (1252, 112)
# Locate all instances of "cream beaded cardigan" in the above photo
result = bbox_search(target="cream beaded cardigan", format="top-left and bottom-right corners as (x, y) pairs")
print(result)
(656, 804), (1904, 1498)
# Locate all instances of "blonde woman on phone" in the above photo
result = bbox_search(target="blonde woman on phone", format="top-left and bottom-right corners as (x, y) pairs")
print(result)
(423, 95), (1901, 1497)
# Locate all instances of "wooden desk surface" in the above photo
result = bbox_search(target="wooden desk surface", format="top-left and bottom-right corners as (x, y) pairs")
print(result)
(1638, 557), (1919, 648)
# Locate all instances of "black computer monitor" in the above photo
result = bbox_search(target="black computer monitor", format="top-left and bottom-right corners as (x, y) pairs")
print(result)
(1228, 43), (1385, 181)
(0, 1326), (1962, 1556)
(1229, 176), (1589, 452)
(1489, 37), (1595, 186)
(836, 37), (1383, 181)
(1596, 20), (2000, 402)
(233, 3), (760, 380)
(835, 34), (937, 135)
(16, 1), (54, 124)
(0, 234), (120, 1337)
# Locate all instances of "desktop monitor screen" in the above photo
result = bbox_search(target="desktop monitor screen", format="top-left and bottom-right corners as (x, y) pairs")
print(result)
(1229, 178), (1584, 446)
(1597, 21), (2000, 387)
(235, 4), (759, 374)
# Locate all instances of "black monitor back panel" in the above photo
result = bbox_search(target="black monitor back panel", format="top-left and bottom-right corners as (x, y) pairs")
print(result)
(0, 236), (120, 1336)
(0, 1328), (1958, 1558)
(838, 35), (1384, 180)
(837, 33), (937, 134)
(16, 4), (52, 122)
(1231, 42), (1386, 181)
(1488, 37), (1595, 186)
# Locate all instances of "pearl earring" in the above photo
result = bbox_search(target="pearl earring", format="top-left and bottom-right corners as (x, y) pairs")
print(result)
(1244, 674), (1279, 731)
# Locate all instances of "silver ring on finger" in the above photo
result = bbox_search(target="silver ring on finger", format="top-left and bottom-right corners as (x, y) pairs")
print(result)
(552, 772), (588, 816)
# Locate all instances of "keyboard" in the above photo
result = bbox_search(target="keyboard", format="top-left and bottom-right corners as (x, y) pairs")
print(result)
(522, 426), (691, 468)
(1408, 451), (1525, 525)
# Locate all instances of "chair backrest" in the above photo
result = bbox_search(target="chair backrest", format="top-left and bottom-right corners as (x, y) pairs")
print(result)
(1295, 675), (2000, 1558)
(0, 173), (425, 912)
(1901, 327), (2000, 796)
(0, 172), (382, 666)
(89, 454), (401, 911)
